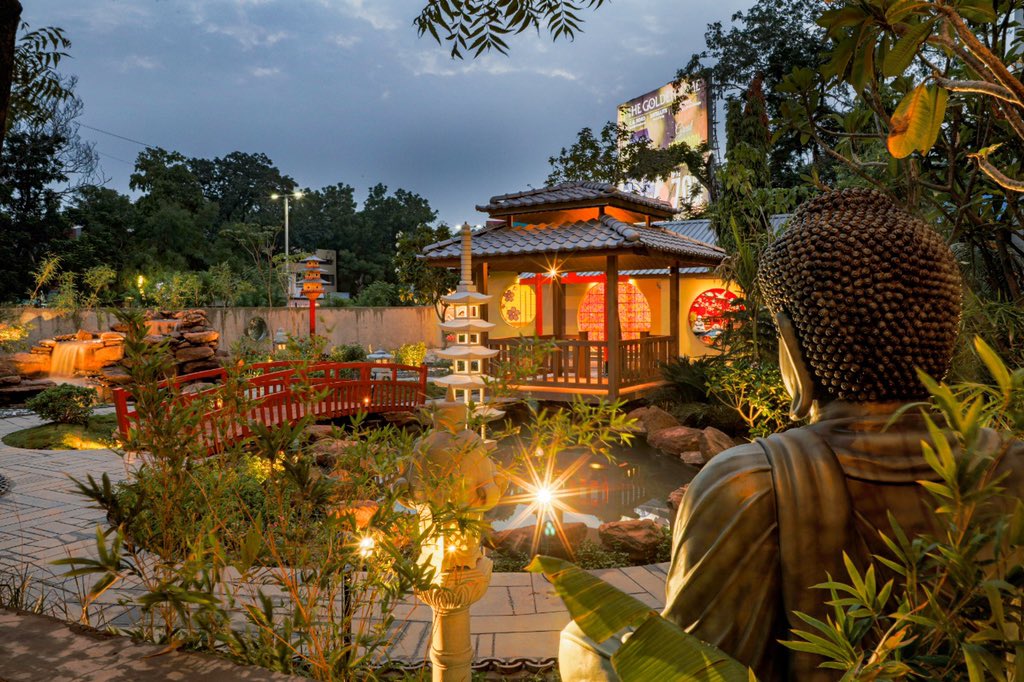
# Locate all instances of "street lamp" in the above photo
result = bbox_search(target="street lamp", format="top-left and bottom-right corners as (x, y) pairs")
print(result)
(270, 190), (303, 305)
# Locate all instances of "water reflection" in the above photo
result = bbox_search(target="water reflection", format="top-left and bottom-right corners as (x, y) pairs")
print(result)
(488, 438), (698, 530)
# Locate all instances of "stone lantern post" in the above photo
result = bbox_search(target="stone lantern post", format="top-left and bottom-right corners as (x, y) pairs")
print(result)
(407, 404), (504, 682)
(300, 255), (326, 337)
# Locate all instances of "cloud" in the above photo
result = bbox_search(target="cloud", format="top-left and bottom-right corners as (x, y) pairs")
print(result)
(336, 0), (398, 31)
(408, 51), (579, 82)
(251, 67), (281, 78)
(119, 55), (159, 72)
(331, 34), (362, 49)
(205, 23), (290, 49)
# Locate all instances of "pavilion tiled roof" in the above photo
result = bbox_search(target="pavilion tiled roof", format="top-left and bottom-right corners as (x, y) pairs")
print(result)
(420, 214), (725, 265)
(476, 181), (675, 218)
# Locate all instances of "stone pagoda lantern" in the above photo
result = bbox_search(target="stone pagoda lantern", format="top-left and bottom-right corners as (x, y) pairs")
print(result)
(435, 223), (502, 434)
(300, 255), (326, 337)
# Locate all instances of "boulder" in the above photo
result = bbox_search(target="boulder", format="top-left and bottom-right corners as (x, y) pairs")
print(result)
(648, 425), (703, 456)
(75, 330), (98, 341)
(38, 338), (58, 348)
(92, 345), (124, 367)
(183, 330), (219, 344)
(598, 518), (664, 563)
(679, 451), (706, 466)
(667, 484), (689, 517)
(308, 437), (357, 468)
(0, 374), (20, 385)
(330, 500), (378, 529)
(180, 381), (216, 395)
(629, 406), (680, 436)
(175, 345), (215, 363)
(0, 379), (56, 406)
(10, 352), (49, 377)
(699, 427), (735, 462)
(99, 365), (133, 385)
(490, 522), (587, 559)
(304, 424), (339, 441)
(180, 359), (221, 374)
(99, 331), (124, 344)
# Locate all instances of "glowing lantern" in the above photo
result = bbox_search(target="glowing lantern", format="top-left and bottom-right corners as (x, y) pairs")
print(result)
(498, 282), (536, 328)
(576, 281), (652, 341)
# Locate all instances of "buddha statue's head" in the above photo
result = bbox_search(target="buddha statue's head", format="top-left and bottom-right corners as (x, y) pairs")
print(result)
(757, 188), (962, 420)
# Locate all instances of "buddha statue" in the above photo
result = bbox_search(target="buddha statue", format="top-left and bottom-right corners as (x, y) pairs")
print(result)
(559, 188), (1024, 681)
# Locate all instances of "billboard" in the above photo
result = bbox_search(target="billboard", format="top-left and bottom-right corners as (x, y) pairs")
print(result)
(617, 80), (709, 211)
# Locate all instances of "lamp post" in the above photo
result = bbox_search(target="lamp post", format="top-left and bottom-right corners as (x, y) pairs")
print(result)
(270, 190), (303, 305)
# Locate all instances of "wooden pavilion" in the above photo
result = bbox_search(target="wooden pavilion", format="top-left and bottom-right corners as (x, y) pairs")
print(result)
(421, 182), (726, 401)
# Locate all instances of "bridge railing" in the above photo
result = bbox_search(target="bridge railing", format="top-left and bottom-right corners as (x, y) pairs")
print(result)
(113, 361), (428, 451)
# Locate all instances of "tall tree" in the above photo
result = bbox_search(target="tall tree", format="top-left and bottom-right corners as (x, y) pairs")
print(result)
(189, 151), (294, 225)
(0, 0), (20, 148)
(356, 184), (436, 291)
(394, 223), (459, 320)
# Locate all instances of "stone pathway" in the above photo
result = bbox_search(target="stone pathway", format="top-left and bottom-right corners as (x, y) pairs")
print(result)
(0, 608), (305, 681)
(0, 412), (668, 670)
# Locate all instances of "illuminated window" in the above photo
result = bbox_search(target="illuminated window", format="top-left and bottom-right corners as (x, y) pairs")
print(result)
(577, 282), (652, 341)
(499, 282), (537, 328)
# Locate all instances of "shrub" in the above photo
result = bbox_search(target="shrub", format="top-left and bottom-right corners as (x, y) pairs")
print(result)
(705, 358), (791, 437)
(26, 384), (96, 425)
(395, 341), (427, 367)
(353, 281), (401, 307)
(327, 343), (367, 363)
(658, 357), (712, 403)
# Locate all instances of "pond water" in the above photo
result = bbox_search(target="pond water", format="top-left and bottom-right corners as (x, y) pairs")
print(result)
(487, 438), (698, 531)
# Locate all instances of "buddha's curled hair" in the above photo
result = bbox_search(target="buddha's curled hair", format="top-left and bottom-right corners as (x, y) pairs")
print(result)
(758, 188), (962, 402)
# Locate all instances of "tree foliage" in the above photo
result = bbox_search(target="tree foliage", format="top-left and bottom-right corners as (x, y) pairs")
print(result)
(394, 222), (460, 319)
(414, 0), (607, 58)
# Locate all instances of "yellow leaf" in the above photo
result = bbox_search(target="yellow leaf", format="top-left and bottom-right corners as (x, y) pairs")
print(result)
(888, 84), (947, 158)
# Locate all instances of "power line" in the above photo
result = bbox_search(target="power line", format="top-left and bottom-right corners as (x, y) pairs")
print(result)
(96, 150), (133, 165)
(79, 123), (157, 149)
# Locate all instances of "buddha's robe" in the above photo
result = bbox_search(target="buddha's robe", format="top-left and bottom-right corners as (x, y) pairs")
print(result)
(663, 403), (1024, 681)
(560, 403), (1024, 682)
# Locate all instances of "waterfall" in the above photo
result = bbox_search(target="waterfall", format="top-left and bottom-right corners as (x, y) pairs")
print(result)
(50, 342), (89, 378)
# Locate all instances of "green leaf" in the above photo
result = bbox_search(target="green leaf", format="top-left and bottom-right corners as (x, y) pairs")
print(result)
(526, 555), (653, 642)
(882, 20), (933, 77)
(975, 336), (1012, 395)
(888, 84), (947, 158)
(611, 612), (752, 682)
(958, 0), (997, 23)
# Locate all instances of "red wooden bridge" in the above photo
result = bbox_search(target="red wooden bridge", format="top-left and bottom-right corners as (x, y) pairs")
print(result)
(112, 361), (428, 453)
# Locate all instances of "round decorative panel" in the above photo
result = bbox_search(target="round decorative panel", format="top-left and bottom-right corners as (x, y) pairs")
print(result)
(499, 283), (536, 328)
(688, 288), (740, 346)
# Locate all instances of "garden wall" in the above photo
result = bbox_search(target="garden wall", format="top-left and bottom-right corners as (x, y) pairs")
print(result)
(8, 306), (443, 350)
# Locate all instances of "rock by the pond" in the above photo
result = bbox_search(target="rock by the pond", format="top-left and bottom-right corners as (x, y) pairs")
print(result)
(0, 378), (57, 406)
(308, 437), (357, 468)
(180, 382), (216, 395)
(175, 345), (215, 363)
(628, 406), (680, 436)
(99, 365), (132, 385)
(648, 425), (703, 457)
(330, 499), (378, 529)
(490, 522), (587, 559)
(667, 484), (689, 516)
(699, 427), (735, 461)
(679, 450), (706, 466)
(183, 330), (219, 344)
(598, 518), (664, 563)
(304, 424), (339, 441)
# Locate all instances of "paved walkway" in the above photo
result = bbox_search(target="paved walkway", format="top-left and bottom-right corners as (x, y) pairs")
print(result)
(0, 411), (668, 669)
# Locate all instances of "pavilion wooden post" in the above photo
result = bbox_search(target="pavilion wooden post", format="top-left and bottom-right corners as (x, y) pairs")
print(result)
(606, 255), (620, 400)
(669, 261), (680, 357)
(551, 275), (566, 379)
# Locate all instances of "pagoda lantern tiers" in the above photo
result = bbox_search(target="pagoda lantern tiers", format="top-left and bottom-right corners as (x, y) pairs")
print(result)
(301, 255), (327, 336)
(435, 224), (501, 420)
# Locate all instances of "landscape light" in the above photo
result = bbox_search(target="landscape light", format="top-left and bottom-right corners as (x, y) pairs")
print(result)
(535, 486), (553, 507)
(358, 535), (375, 557)
(270, 193), (279, 200)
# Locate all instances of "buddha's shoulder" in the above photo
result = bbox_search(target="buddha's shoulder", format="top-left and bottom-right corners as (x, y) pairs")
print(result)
(684, 442), (774, 506)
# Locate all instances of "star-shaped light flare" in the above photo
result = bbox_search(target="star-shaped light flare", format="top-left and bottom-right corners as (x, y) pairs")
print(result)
(499, 448), (593, 559)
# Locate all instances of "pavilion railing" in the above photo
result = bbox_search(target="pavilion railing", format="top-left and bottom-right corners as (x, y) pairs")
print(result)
(487, 335), (672, 390)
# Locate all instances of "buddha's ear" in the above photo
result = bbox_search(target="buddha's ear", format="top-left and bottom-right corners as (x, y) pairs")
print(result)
(776, 311), (815, 421)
